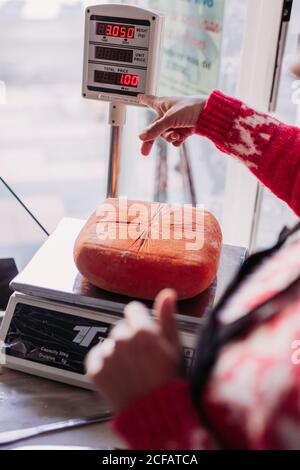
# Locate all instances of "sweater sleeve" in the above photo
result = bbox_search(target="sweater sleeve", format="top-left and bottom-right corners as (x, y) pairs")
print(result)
(112, 378), (219, 450)
(195, 90), (300, 217)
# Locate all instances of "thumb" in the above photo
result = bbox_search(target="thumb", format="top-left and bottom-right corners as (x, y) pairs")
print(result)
(155, 289), (180, 346)
(138, 94), (159, 110)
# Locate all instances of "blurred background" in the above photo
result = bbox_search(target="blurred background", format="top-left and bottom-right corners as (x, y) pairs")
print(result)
(0, 0), (299, 270)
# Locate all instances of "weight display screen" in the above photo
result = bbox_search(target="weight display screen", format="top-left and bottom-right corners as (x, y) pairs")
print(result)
(96, 22), (135, 39)
(94, 70), (139, 88)
(95, 46), (133, 63)
(4, 303), (112, 374)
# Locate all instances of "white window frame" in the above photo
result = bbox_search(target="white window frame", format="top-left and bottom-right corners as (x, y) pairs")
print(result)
(222, 0), (286, 251)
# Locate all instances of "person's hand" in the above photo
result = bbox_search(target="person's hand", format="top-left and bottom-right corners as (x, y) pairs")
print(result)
(85, 289), (182, 413)
(291, 51), (300, 78)
(138, 95), (206, 156)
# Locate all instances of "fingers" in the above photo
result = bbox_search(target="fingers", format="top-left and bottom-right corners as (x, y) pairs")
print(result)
(172, 139), (186, 147)
(110, 321), (132, 341)
(170, 128), (193, 147)
(85, 338), (114, 378)
(162, 130), (181, 143)
(124, 301), (157, 333)
(291, 56), (300, 78)
(161, 128), (192, 146)
(140, 131), (187, 156)
(138, 94), (160, 110)
(140, 131), (184, 156)
(141, 140), (155, 156)
(140, 115), (162, 156)
(154, 289), (179, 346)
(139, 115), (172, 143)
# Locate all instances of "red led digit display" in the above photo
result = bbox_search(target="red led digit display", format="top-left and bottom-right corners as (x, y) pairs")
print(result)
(95, 46), (133, 63)
(94, 71), (139, 88)
(120, 73), (139, 87)
(96, 22), (135, 39)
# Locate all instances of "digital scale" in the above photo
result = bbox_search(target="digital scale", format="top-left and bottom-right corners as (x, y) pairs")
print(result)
(0, 4), (247, 390)
(0, 218), (246, 389)
(82, 3), (164, 198)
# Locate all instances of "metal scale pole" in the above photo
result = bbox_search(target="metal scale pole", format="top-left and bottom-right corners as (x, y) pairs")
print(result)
(106, 102), (126, 198)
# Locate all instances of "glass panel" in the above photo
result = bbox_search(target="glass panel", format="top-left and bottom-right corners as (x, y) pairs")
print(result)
(119, 0), (248, 221)
(0, 0), (248, 270)
(190, 0), (248, 220)
(0, 0), (109, 269)
(256, 0), (300, 249)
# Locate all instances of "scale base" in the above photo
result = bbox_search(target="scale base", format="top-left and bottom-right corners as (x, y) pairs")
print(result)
(0, 292), (197, 389)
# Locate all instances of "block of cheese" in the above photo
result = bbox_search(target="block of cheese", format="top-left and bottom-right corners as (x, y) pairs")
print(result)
(74, 198), (222, 300)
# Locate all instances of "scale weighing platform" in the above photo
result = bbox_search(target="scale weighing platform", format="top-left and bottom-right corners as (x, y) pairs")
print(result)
(0, 218), (246, 390)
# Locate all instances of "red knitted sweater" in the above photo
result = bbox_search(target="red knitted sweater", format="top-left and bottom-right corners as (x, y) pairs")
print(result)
(112, 90), (300, 450)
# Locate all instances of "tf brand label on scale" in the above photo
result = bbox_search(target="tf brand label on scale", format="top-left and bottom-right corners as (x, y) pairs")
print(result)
(4, 303), (112, 374)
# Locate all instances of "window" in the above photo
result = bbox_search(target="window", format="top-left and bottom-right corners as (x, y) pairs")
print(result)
(119, 0), (248, 222)
(256, 0), (300, 248)
(1, 0), (294, 271)
(0, 0), (109, 268)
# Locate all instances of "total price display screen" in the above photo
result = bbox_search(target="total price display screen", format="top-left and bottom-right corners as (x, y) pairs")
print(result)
(94, 70), (139, 88)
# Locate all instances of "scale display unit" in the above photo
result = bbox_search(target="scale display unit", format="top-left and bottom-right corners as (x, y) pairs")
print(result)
(82, 3), (164, 104)
(0, 4), (247, 390)
(82, 4), (165, 198)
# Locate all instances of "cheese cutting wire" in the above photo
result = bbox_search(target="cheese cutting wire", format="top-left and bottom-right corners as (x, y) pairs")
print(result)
(0, 176), (50, 237)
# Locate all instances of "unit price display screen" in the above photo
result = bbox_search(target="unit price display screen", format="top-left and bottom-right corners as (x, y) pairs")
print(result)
(95, 46), (133, 63)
